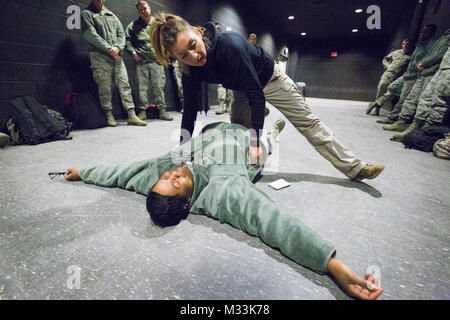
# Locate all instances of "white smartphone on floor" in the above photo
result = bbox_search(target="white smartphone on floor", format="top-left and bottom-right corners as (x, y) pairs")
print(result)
(268, 179), (290, 190)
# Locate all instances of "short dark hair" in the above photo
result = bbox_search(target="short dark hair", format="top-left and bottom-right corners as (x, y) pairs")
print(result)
(136, 0), (148, 9)
(146, 191), (189, 227)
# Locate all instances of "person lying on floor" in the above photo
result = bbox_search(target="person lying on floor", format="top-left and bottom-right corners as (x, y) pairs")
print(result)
(63, 121), (383, 300)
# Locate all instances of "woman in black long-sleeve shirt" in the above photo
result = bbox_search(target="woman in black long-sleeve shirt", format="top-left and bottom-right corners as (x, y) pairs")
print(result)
(150, 12), (384, 181)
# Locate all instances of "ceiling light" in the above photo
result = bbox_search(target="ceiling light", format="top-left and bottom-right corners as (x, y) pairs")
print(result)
(355, 8), (363, 13)
(352, 29), (359, 32)
(288, 16), (295, 20)
(301, 32), (306, 36)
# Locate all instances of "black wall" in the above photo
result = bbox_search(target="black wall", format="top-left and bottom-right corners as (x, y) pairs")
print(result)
(287, 2), (416, 101)
(0, 0), (183, 129)
(288, 35), (392, 101)
(422, 0), (450, 38)
(208, 0), (289, 105)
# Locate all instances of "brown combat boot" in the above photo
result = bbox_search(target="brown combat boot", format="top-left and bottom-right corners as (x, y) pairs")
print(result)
(106, 111), (117, 127)
(392, 119), (424, 140)
(376, 117), (395, 124)
(366, 102), (380, 115)
(137, 109), (147, 121)
(382, 119), (409, 132)
(127, 109), (147, 126)
(354, 164), (385, 181)
(159, 108), (173, 121)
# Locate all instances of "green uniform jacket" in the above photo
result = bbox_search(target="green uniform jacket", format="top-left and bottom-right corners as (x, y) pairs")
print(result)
(439, 46), (450, 70)
(81, 4), (126, 55)
(79, 122), (336, 274)
(125, 16), (157, 63)
(404, 38), (436, 80)
(419, 30), (450, 76)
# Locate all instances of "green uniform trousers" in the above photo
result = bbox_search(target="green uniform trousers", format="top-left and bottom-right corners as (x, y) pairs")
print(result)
(399, 74), (434, 121)
(374, 75), (404, 112)
(217, 84), (233, 112)
(89, 51), (134, 112)
(416, 68), (450, 124)
(136, 62), (167, 110)
(384, 78), (416, 121)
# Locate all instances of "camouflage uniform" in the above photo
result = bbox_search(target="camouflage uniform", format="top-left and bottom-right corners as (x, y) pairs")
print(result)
(216, 84), (233, 114)
(384, 38), (436, 121)
(173, 61), (184, 108)
(81, 4), (135, 113)
(125, 16), (167, 112)
(376, 49), (410, 102)
(416, 46), (450, 125)
(400, 31), (450, 122)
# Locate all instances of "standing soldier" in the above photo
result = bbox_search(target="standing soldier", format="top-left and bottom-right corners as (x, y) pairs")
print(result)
(126, 0), (173, 121)
(81, 0), (146, 127)
(367, 38), (412, 116)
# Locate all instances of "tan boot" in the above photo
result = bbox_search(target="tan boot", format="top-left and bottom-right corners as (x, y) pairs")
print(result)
(106, 111), (117, 127)
(366, 102), (379, 115)
(376, 116), (395, 124)
(382, 119), (409, 132)
(127, 109), (147, 126)
(159, 108), (173, 121)
(137, 109), (147, 121)
(392, 119), (424, 140)
(0, 132), (10, 147)
(354, 164), (385, 181)
(271, 119), (286, 140)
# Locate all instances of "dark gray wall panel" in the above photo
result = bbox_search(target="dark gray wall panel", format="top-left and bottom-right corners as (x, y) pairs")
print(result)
(0, 0), (183, 129)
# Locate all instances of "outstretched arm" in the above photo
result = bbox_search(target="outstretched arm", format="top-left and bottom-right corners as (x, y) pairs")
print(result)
(64, 168), (80, 181)
(327, 258), (383, 300)
(63, 157), (166, 196)
(194, 176), (383, 300)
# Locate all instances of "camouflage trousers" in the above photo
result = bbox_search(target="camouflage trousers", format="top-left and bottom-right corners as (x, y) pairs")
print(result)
(136, 62), (167, 110)
(173, 61), (184, 107)
(89, 51), (134, 112)
(384, 78), (416, 121)
(375, 75), (405, 113)
(399, 74), (434, 121)
(416, 68), (450, 124)
(375, 71), (397, 100)
(217, 84), (233, 112)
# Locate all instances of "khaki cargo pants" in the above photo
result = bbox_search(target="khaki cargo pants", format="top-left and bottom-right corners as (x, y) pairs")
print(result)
(230, 64), (365, 179)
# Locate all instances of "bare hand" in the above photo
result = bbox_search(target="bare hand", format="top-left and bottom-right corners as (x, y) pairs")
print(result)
(417, 63), (423, 71)
(327, 258), (384, 300)
(108, 46), (120, 56)
(249, 144), (263, 165)
(64, 168), (81, 181)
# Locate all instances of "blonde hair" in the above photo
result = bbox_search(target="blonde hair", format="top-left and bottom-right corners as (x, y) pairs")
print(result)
(150, 12), (206, 68)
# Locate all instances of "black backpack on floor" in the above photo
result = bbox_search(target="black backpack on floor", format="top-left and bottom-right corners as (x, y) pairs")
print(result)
(8, 96), (72, 145)
(63, 92), (107, 129)
(402, 125), (450, 152)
